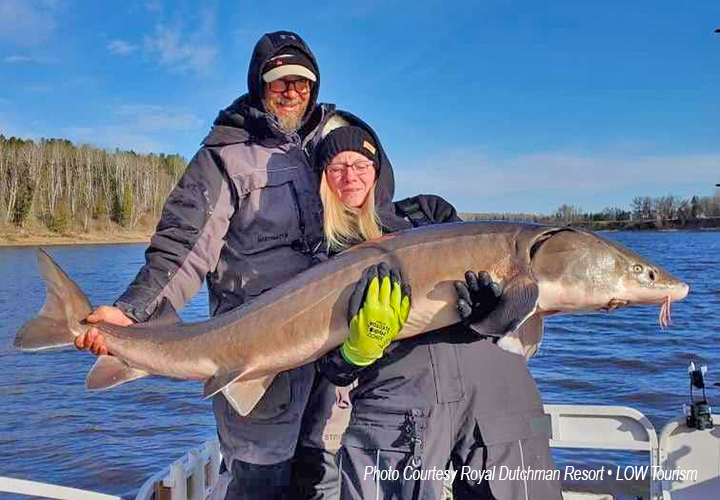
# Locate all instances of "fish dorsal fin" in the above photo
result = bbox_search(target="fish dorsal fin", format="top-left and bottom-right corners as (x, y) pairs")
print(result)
(86, 355), (149, 390)
(467, 274), (539, 339)
(129, 297), (183, 328)
(497, 313), (544, 360)
(203, 372), (277, 417)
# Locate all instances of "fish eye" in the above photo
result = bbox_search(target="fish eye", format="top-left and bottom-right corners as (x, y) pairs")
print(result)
(633, 264), (643, 273)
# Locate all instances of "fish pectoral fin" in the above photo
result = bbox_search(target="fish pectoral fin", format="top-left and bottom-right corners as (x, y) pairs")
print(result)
(467, 275), (539, 337)
(85, 355), (149, 390)
(497, 313), (544, 360)
(203, 370), (244, 399)
(203, 372), (277, 417)
(222, 375), (277, 417)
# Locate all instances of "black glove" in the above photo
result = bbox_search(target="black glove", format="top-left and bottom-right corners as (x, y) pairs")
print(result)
(454, 271), (502, 326)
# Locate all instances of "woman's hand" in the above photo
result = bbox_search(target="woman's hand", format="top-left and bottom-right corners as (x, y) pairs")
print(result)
(455, 271), (502, 326)
(341, 262), (411, 366)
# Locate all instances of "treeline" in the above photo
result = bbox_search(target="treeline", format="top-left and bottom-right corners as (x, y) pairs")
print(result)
(0, 135), (186, 233)
(462, 195), (720, 227)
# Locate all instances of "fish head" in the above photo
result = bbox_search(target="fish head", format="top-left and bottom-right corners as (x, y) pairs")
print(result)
(530, 229), (689, 315)
(598, 237), (689, 306)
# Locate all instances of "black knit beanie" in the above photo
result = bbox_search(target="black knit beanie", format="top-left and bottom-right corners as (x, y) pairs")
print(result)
(316, 126), (380, 174)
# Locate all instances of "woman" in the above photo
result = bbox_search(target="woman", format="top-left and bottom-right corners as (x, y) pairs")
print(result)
(293, 120), (562, 500)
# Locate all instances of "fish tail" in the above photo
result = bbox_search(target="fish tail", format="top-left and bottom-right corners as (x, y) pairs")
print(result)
(13, 249), (93, 350)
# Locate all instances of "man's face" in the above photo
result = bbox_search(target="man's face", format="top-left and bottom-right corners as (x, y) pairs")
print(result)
(262, 76), (312, 132)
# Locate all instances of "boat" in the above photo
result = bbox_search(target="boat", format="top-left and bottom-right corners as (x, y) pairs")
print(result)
(1, 364), (716, 500)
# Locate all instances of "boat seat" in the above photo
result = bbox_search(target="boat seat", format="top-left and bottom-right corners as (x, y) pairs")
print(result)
(562, 493), (614, 500)
(659, 415), (720, 499)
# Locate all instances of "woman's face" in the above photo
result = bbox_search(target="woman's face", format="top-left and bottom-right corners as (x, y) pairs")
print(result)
(325, 151), (376, 208)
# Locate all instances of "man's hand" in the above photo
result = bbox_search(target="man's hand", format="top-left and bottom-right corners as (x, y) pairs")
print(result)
(454, 271), (502, 325)
(74, 306), (133, 356)
(341, 262), (411, 366)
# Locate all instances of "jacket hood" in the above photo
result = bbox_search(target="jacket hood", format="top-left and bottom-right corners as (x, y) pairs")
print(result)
(247, 31), (320, 121)
(319, 110), (401, 231)
(201, 32), (321, 146)
(202, 96), (334, 147)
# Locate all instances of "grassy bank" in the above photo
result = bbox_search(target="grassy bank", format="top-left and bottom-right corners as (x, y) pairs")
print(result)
(0, 222), (152, 247)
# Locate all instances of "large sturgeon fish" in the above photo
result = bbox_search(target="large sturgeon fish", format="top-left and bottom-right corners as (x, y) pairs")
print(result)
(15, 222), (689, 415)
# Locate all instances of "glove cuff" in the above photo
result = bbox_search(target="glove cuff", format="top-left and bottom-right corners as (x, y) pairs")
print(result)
(340, 342), (378, 367)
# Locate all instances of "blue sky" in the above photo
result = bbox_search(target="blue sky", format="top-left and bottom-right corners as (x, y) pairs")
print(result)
(1, 1), (718, 214)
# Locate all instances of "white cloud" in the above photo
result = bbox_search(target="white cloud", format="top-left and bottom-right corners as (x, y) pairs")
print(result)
(63, 126), (164, 155)
(143, 8), (218, 75)
(107, 40), (138, 57)
(145, 0), (163, 13)
(3, 55), (57, 64)
(59, 103), (204, 154)
(394, 146), (720, 213)
(114, 105), (203, 132)
(0, 0), (58, 46)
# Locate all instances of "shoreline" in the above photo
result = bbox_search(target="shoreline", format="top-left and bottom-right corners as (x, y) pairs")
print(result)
(2, 225), (717, 248)
(0, 229), (152, 248)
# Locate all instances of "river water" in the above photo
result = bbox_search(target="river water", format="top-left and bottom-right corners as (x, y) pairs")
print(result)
(0, 231), (718, 499)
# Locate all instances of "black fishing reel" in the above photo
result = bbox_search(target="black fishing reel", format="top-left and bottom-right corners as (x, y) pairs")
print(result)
(684, 360), (714, 430)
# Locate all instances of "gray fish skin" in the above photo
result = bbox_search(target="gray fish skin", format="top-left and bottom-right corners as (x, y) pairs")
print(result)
(14, 222), (689, 413)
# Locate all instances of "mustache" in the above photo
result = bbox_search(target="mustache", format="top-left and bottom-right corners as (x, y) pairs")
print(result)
(275, 97), (303, 106)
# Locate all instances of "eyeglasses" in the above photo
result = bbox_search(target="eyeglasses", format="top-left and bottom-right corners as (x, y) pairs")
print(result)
(326, 160), (375, 177)
(268, 78), (312, 94)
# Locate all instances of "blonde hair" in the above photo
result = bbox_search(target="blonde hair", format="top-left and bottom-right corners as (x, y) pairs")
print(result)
(320, 171), (382, 250)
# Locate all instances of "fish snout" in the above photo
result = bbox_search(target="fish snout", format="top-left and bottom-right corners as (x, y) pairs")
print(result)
(670, 282), (690, 302)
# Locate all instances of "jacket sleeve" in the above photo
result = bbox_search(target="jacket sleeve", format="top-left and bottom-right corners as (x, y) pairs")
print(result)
(317, 349), (367, 387)
(114, 148), (236, 322)
(415, 194), (461, 223)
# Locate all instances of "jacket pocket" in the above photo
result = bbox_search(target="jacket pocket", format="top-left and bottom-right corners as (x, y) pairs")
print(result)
(474, 409), (551, 446)
(342, 407), (429, 499)
(229, 166), (304, 254)
(344, 407), (427, 452)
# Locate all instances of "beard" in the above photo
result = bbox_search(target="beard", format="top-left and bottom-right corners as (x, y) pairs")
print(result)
(263, 94), (309, 133)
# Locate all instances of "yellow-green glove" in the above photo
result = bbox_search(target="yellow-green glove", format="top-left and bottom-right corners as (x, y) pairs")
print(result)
(341, 262), (411, 366)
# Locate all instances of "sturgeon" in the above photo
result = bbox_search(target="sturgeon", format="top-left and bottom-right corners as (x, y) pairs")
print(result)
(14, 222), (689, 415)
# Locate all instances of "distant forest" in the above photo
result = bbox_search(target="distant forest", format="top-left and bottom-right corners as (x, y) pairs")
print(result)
(1, 134), (717, 235)
(0, 135), (186, 233)
(462, 194), (720, 230)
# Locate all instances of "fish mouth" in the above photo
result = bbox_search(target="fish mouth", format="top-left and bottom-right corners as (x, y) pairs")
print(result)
(600, 299), (630, 312)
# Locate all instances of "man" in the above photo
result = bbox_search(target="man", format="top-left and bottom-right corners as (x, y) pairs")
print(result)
(76, 30), (338, 499)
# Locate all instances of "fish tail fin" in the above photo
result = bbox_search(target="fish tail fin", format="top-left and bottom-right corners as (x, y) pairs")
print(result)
(13, 249), (93, 351)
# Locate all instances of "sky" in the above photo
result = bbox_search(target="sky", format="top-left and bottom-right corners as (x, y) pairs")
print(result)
(1, 0), (718, 214)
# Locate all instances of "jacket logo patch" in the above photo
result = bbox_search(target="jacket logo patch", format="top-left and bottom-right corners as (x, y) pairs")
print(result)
(258, 233), (288, 243)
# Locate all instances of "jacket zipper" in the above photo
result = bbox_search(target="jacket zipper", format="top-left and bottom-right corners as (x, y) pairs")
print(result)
(288, 182), (309, 253)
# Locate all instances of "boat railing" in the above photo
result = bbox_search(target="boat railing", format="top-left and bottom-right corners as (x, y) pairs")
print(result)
(544, 404), (661, 500)
(135, 440), (222, 500)
(3, 405), (712, 500)
(133, 404), (667, 500)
